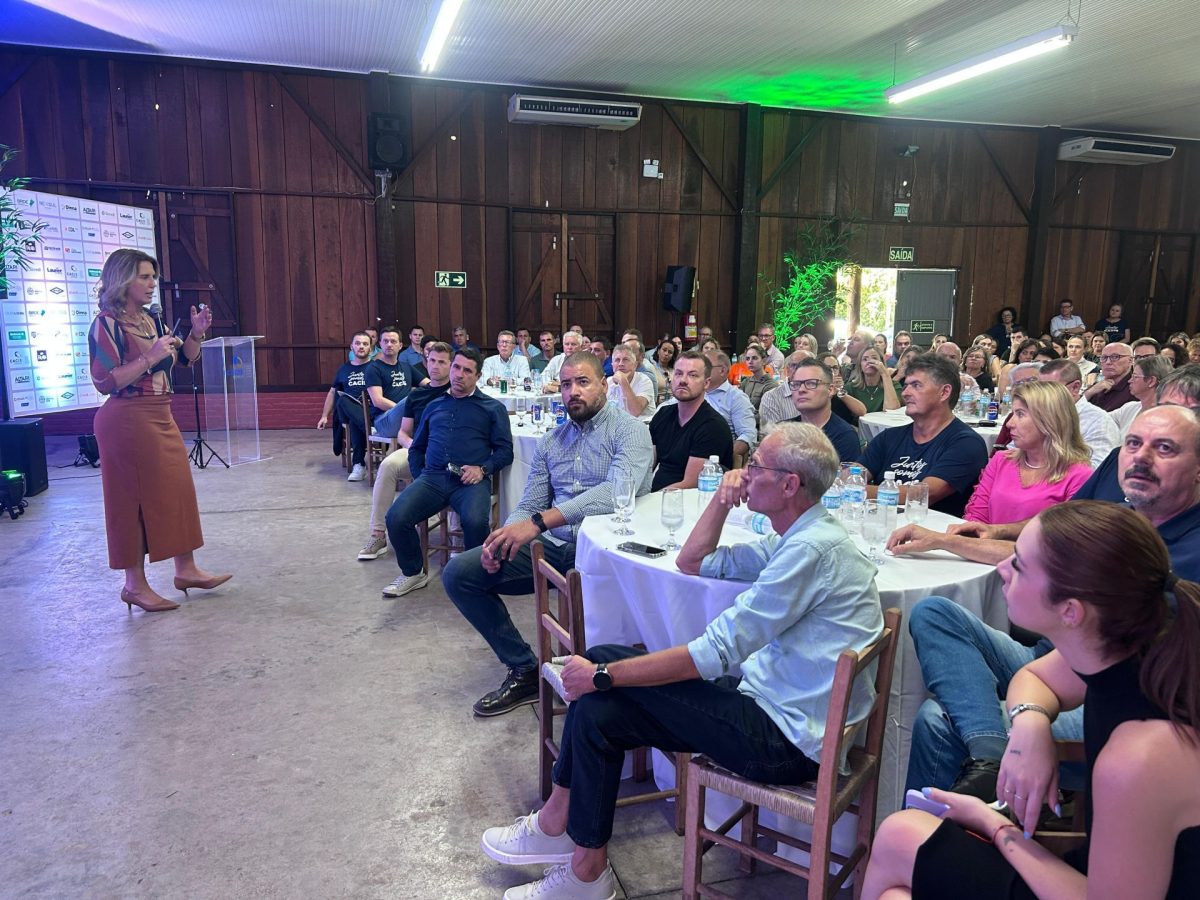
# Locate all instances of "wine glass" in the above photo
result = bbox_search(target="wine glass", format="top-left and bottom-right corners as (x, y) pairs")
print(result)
(660, 488), (684, 550)
(861, 500), (887, 564)
(612, 474), (635, 535)
(905, 482), (929, 525)
(515, 396), (527, 427)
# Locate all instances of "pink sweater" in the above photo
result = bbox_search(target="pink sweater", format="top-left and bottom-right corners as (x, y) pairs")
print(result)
(964, 454), (1094, 524)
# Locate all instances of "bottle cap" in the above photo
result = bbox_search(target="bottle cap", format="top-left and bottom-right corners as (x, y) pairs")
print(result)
(883, 471), (894, 480)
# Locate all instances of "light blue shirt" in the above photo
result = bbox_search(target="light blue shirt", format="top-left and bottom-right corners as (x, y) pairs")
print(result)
(688, 505), (883, 761)
(398, 346), (424, 368)
(482, 352), (531, 383)
(508, 402), (653, 545)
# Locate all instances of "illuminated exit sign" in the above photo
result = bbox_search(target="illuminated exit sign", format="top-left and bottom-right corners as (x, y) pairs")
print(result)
(888, 246), (915, 263)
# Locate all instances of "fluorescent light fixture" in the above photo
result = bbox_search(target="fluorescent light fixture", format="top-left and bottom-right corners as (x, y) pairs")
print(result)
(420, 0), (466, 73)
(885, 24), (1077, 103)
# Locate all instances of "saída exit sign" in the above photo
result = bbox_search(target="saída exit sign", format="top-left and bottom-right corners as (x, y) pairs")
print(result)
(888, 246), (915, 263)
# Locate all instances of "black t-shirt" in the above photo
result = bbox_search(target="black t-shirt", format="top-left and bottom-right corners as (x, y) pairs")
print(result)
(332, 361), (369, 399)
(365, 358), (415, 411)
(1094, 317), (1129, 342)
(831, 395), (859, 428)
(649, 401), (733, 492)
(859, 417), (988, 517)
(405, 382), (451, 430)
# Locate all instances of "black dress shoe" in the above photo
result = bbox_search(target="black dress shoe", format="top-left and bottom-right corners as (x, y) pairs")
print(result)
(473, 668), (539, 717)
(950, 757), (1002, 801)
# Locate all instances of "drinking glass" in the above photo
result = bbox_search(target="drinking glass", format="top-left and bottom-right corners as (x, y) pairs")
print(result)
(660, 488), (685, 550)
(905, 482), (929, 525)
(515, 396), (527, 427)
(861, 500), (887, 564)
(612, 474), (635, 535)
(530, 402), (543, 433)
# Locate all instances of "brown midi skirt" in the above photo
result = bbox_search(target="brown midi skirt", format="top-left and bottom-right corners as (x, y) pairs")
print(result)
(94, 395), (204, 569)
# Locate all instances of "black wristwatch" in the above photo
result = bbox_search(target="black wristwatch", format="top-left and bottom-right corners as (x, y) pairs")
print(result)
(531, 511), (548, 533)
(592, 663), (613, 692)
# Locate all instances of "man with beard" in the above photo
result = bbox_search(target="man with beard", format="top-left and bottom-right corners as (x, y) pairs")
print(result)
(649, 351), (733, 491)
(441, 352), (654, 717)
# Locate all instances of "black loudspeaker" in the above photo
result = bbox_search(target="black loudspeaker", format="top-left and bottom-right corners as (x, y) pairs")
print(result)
(368, 113), (409, 173)
(0, 417), (49, 496)
(661, 265), (696, 313)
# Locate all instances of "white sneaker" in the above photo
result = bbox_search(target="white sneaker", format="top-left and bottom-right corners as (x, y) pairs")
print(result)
(381, 570), (430, 598)
(347, 464), (366, 482)
(503, 864), (616, 900)
(482, 811), (576, 865)
(357, 534), (388, 560)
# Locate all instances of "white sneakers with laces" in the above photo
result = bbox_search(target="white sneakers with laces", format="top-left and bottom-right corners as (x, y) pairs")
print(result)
(381, 570), (429, 598)
(482, 812), (614, 900)
(347, 463), (366, 482)
(503, 863), (615, 900)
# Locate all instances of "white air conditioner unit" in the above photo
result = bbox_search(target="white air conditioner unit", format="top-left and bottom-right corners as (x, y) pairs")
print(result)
(507, 94), (641, 130)
(1057, 136), (1175, 165)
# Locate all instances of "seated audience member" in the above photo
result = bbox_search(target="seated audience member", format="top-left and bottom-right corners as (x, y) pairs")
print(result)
(514, 327), (541, 361)
(888, 406), (1200, 811)
(529, 331), (556, 374)
(380, 349), (513, 598)
(1033, 345), (1058, 365)
(736, 342), (777, 412)
(1189, 337), (1200, 365)
(618, 329), (659, 386)
(931, 333), (948, 350)
(1094, 301), (1132, 343)
(863, 502), (1200, 900)
(873, 333), (889, 361)
(1037, 358), (1119, 468)
(970, 335), (1004, 381)
(689, 324), (715, 350)
(758, 350), (814, 437)
(357, 342), (453, 561)
(822, 352), (867, 424)
(846, 347), (902, 413)
(589, 338), (614, 377)
(398, 325), (425, 368)
(782, 359), (861, 462)
(935, 340), (963, 369)
(605, 343), (655, 420)
(649, 351), (734, 491)
(1049, 298), (1086, 339)
(985, 306), (1018, 360)
(451, 325), (481, 354)
(481, 330), (531, 384)
(365, 327), (416, 416)
(997, 338), (1042, 395)
(794, 332), (819, 356)
(1168, 331), (1191, 349)
(651, 338), (677, 402)
(961, 346), (994, 392)
(755, 321), (786, 370)
(442, 352), (653, 717)
(840, 329), (873, 376)
(1083, 340), (1135, 412)
(1131, 335), (1160, 360)
(962, 381), (1092, 525)
(349, 327), (379, 362)
(1161, 343), (1185, 368)
(992, 362), (1043, 450)
(671, 334), (684, 355)
(698, 338), (720, 355)
(316, 331), (374, 482)
(696, 350), (757, 463)
(890, 346), (922, 388)
(858, 353), (988, 517)
(1064, 335), (1098, 384)
(1085, 330), (1107, 362)
(542, 331), (585, 391)
(1111, 354), (1173, 437)
(480, 423), (882, 899)
(887, 330), (913, 367)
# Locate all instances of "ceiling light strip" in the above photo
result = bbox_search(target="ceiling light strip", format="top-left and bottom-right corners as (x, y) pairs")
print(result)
(419, 0), (466, 73)
(885, 24), (1077, 104)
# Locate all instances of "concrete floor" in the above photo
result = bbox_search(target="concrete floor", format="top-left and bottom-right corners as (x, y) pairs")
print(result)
(0, 430), (843, 899)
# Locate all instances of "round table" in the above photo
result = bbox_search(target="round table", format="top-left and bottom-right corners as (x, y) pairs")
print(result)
(574, 490), (1007, 828)
(479, 385), (560, 413)
(858, 409), (1001, 454)
(499, 428), (542, 522)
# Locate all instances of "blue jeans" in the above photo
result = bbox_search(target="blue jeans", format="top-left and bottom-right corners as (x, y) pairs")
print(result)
(440, 537), (576, 674)
(384, 471), (493, 576)
(373, 404), (406, 439)
(905, 596), (1084, 793)
(553, 645), (819, 849)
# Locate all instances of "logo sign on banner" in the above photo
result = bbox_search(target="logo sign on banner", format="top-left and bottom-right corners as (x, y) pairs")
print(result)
(0, 187), (158, 417)
(909, 320), (935, 335)
(888, 246), (915, 263)
(434, 271), (467, 288)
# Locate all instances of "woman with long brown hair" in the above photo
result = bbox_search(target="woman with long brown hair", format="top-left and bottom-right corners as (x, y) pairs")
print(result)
(88, 249), (230, 612)
(863, 500), (1200, 899)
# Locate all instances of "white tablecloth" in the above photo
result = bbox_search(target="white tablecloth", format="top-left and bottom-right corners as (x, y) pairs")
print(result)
(575, 491), (1007, 826)
(858, 410), (1001, 454)
(499, 429), (542, 522)
(480, 385), (560, 413)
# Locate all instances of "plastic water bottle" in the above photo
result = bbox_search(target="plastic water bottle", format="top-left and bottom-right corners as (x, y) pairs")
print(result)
(842, 465), (867, 534)
(821, 472), (843, 520)
(977, 389), (991, 420)
(878, 471), (900, 532)
(1000, 387), (1012, 417)
(697, 456), (722, 513)
(728, 507), (774, 535)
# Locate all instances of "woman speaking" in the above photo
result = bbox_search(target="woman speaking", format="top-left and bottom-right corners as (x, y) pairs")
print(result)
(88, 249), (231, 612)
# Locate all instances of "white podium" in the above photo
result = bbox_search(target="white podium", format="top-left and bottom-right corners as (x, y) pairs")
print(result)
(199, 335), (266, 466)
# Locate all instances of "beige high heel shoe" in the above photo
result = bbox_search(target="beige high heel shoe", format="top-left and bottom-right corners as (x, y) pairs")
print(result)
(121, 588), (180, 612)
(173, 573), (233, 597)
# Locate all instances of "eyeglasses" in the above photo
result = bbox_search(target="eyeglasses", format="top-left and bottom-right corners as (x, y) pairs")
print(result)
(746, 458), (795, 479)
(788, 378), (829, 392)
(757, 333), (772, 340)
(1100, 353), (1131, 362)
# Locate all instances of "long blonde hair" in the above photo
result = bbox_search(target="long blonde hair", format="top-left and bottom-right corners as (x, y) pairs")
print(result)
(97, 248), (158, 315)
(1005, 380), (1090, 482)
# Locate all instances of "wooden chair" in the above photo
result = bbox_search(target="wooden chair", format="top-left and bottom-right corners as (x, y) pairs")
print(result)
(417, 473), (501, 571)
(1034, 740), (1087, 857)
(532, 541), (690, 835)
(359, 392), (399, 487)
(682, 607), (902, 900)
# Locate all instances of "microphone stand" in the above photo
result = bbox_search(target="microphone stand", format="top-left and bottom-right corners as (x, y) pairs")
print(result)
(163, 288), (228, 470)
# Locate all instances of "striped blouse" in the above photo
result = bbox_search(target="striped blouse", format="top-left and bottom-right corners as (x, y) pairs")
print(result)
(88, 312), (187, 397)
